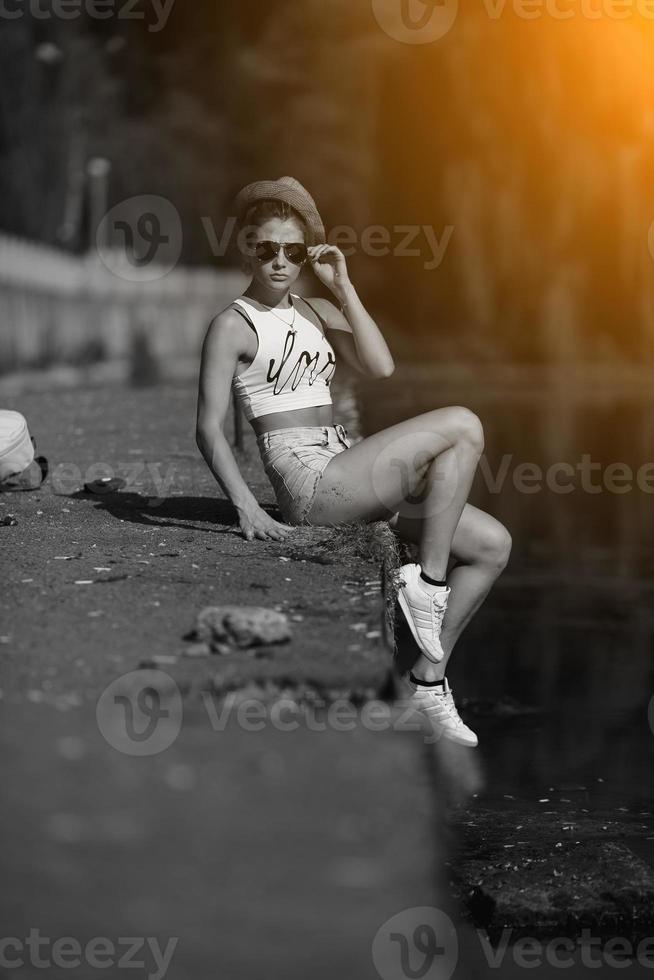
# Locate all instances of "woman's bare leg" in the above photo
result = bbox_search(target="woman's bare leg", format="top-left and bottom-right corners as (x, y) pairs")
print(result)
(306, 406), (485, 581)
(390, 503), (512, 681)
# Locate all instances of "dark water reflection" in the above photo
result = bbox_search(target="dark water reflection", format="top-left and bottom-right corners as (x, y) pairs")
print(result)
(356, 366), (654, 812)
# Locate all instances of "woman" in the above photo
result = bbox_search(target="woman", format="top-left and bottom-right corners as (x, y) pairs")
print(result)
(196, 176), (511, 747)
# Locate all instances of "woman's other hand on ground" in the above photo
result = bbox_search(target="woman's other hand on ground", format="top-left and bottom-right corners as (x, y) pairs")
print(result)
(237, 505), (295, 542)
(307, 244), (350, 296)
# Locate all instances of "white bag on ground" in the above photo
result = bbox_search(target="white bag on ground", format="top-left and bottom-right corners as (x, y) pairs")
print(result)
(0, 410), (35, 481)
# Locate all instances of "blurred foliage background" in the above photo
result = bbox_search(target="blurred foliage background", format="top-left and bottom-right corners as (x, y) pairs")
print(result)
(2, 0), (654, 362)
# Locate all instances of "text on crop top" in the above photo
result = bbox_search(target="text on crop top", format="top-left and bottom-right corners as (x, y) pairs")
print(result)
(230, 294), (336, 422)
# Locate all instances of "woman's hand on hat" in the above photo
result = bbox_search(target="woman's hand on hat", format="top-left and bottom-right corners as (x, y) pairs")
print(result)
(307, 245), (350, 295)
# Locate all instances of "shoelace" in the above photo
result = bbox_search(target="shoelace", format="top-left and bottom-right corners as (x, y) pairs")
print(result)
(394, 575), (447, 608)
(396, 573), (448, 642)
(440, 688), (465, 727)
(431, 593), (447, 629)
(419, 685), (465, 729)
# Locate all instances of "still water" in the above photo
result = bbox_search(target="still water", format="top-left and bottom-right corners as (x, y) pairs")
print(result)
(351, 365), (654, 976)
(353, 365), (654, 813)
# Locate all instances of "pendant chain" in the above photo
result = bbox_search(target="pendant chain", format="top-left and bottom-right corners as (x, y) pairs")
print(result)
(264, 296), (297, 333)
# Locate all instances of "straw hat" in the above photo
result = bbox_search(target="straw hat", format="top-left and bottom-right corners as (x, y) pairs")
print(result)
(231, 176), (326, 246)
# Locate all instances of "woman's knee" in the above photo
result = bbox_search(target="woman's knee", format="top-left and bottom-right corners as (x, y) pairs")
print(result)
(442, 406), (485, 453)
(476, 519), (512, 570)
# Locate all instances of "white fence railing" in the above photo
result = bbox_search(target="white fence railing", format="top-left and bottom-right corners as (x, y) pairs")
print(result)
(0, 234), (247, 371)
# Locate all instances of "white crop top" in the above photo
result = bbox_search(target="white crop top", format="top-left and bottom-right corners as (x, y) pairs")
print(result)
(230, 293), (336, 422)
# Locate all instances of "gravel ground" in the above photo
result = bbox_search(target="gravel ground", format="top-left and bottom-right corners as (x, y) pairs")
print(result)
(3, 380), (652, 973)
(0, 383), (394, 704)
(0, 382), (452, 980)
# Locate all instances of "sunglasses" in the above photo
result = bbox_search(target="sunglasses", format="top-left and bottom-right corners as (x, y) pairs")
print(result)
(252, 240), (308, 266)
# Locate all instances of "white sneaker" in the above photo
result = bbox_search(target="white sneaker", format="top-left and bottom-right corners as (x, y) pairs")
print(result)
(406, 675), (478, 748)
(395, 562), (450, 663)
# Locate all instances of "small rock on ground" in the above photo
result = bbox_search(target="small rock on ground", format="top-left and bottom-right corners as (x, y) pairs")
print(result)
(196, 606), (291, 650)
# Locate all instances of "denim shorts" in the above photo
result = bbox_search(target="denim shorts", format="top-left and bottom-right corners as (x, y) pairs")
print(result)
(256, 423), (352, 525)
